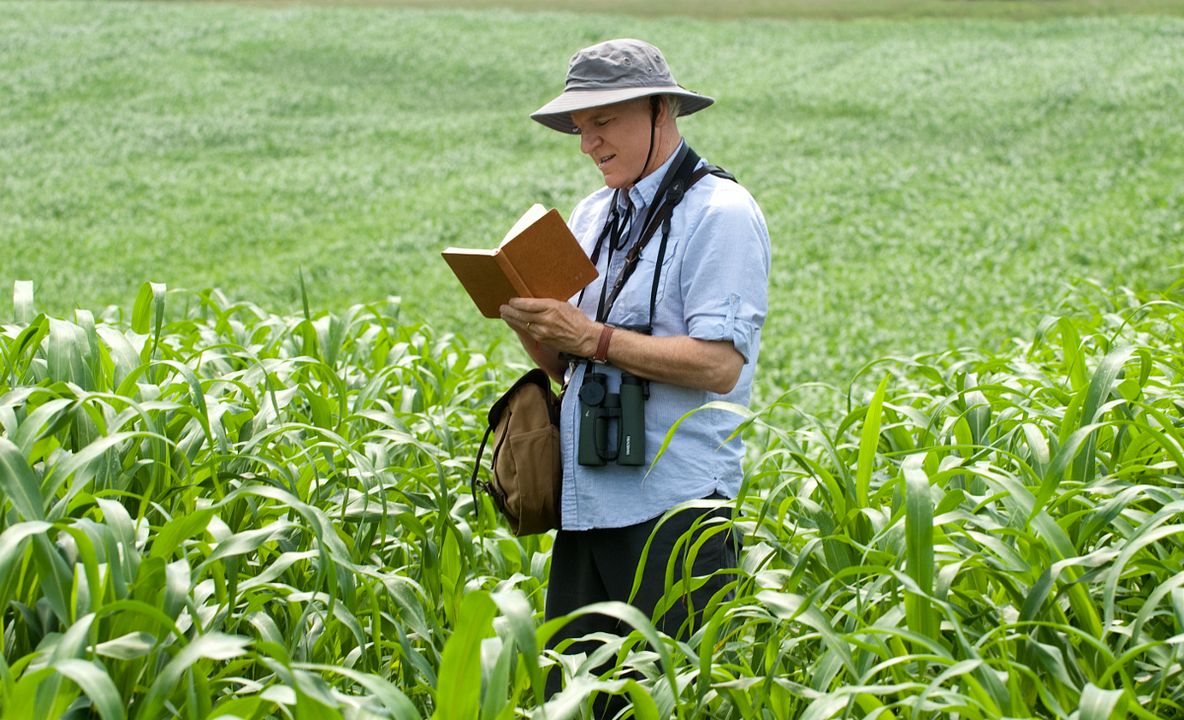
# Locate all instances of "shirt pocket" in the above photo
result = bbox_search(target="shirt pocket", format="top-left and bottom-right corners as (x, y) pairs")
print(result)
(614, 240), (679, 327)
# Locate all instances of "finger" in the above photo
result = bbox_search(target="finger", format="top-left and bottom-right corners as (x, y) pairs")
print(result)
(499, 304), (526, 324)
(507, 297), (558, 312)
(500, 308), (538, 336)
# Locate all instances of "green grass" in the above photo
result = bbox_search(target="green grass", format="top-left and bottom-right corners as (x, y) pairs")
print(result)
(3, 1), (1183, 405)
(213, 0), (1184, 22)
(2, 278), (1182, 717)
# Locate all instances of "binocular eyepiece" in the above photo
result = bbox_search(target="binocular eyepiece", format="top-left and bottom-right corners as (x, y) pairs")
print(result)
(577, 371), (646, 466)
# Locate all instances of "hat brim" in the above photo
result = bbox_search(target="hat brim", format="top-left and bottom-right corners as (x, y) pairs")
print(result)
(530, 86), (714, 134)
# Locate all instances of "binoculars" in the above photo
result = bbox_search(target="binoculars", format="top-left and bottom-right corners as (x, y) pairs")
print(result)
(577, 371), (646, 466)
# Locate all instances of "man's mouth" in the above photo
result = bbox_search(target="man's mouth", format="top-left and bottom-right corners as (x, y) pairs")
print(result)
(597, 154), (615, 168)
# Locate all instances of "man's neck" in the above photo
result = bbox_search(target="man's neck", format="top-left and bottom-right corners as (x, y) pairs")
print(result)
(632, 129), (683, 187)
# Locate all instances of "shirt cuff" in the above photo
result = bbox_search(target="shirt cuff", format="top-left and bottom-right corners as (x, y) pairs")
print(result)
(687, 293), (757, 363)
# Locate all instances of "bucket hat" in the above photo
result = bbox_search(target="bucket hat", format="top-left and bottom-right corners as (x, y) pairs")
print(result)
(531, 38), (714, 134)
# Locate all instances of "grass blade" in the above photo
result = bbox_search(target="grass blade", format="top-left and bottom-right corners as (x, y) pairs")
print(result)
(434, 590), (496, 720)
(52, 659), (125, 720)
(855, 375), (890, 509)
(903, 454), (937, 643)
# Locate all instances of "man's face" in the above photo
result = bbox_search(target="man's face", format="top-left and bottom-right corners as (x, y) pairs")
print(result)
(570, 98), (655, 189)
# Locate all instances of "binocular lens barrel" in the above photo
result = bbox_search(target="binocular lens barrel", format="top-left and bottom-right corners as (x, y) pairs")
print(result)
(618, 374), (645, 466)
(578, 371), (645, 467)
(578, 373), (609, 466)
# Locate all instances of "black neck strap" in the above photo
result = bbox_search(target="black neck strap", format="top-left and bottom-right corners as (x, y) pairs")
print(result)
(585, 144), (700, 326)
(567, 146), (738, 372)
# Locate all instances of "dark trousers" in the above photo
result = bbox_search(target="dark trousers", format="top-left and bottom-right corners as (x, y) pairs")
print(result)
(543, 495), (738, 714)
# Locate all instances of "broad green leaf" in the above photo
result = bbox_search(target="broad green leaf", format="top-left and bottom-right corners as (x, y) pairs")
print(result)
(1072, 346), (1134, 482)
(480, 636), (514, 720)
(903, 454), (937, 643)
(1058, 317), (1087, 390)
(296, 664), (420, 719)
(135, 633), (251, 720)
(619, 679), (660, 720)
(0, 521), (52, 598)
(855, 375), (890, 508)
(1080, 347), (1134, 426)
(434, 590), (496, 720)
(95, 632), (158, 661)
(48, 317), (93, 389)
(49, 613), (96, 662)
(95, 325), (142, 391)
(150, 508), (216, 559)
(53, 659), (125, 720)
(198, 520), (297, 569)
(96, 498), (139, 593)
(756, 590), (856, 676)
(490, 589), (546, 704)
(73, 308), (102, 387)
(131, 281), (166, 335)
(1078, 683), (1127, 720)
(206, 695), (273, 720)
(0, 437), (46, 520)
(3, 666), (75, 720)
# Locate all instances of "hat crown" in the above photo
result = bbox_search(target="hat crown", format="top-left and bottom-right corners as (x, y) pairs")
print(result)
(566, 39), (677, 92)
(531, 38), (713, 134)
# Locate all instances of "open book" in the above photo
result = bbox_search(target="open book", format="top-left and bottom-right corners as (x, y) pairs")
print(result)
(442, 204), (599, 318)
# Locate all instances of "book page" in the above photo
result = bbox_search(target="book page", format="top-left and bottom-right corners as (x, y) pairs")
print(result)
(499, 203), (548, 247)
(441, 247), (496, 256)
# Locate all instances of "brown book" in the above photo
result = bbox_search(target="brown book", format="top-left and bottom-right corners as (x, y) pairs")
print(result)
(441, 204), (599, 318)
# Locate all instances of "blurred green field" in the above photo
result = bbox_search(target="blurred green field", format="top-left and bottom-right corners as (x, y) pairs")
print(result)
(216, 0), (1184, 21)
(3, 1), (1183, 404)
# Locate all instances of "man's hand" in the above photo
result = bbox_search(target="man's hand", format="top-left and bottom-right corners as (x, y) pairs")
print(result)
(501, 298), (599, 358)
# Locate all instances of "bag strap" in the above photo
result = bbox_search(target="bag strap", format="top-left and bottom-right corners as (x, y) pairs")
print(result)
(641, 163), (734, 332)
(469, 424), (494, 510)
(603, 155), (737, 335)
(591, 146), (697, 324)
(579, 146), (739, 340)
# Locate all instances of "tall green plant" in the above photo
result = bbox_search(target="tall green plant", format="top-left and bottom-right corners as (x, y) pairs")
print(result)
(2, 278), (1182, 718)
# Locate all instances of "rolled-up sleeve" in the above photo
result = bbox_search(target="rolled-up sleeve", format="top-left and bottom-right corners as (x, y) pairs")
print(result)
(681, 185), (771, 363)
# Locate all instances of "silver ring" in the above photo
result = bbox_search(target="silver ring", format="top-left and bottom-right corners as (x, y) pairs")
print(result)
(527, 322), (533, 330)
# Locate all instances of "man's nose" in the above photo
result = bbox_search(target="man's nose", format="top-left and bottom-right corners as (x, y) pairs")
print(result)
(580, 131), (600, 155)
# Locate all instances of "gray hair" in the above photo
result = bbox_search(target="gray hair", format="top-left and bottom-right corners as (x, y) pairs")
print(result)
(663, 94), (682, 119)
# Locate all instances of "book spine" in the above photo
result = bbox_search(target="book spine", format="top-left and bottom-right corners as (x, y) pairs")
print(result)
(494, 253), (532, 298)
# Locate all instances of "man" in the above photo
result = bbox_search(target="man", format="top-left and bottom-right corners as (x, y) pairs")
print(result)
(498, 38), (770, 704)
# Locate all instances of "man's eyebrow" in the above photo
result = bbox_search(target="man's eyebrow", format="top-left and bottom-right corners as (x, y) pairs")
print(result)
(573, 112), (610, 130)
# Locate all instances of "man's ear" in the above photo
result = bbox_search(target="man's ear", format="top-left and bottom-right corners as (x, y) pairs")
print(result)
(657, 95), (679, 126)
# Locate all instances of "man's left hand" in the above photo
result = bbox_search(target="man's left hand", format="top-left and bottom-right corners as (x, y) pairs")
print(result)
(500, 297), (598, 358)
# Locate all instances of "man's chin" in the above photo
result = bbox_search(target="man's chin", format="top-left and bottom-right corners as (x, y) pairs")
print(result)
(602, 173), (628, 190)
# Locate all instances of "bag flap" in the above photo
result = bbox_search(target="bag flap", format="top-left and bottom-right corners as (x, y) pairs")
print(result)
(488, 367), (557, 427)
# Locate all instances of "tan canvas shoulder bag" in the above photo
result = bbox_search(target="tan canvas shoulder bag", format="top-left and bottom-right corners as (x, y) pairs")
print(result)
(470, 368), (561, 536)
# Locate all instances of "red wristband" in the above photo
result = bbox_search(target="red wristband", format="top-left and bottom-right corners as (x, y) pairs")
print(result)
(593, 324), (614, 363)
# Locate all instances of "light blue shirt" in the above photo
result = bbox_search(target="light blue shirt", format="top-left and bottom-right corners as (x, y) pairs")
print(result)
(559, 144), (771, 530)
